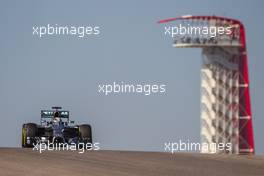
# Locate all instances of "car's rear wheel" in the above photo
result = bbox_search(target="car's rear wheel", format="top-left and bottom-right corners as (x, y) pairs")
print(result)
(22, 123), (37, 148)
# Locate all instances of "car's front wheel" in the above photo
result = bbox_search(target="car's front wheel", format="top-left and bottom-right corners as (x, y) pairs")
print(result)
(22, 123), (37, 148)
(79, 124), (92, 144)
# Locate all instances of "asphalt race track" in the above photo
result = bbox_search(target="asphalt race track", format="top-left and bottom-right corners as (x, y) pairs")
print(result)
(0, 148), (263, 176)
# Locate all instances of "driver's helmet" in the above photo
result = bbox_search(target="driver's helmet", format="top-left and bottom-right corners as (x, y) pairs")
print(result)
(53, 111), (60, 122)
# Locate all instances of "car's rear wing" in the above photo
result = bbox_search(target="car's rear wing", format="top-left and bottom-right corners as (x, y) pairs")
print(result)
(41, 110), (69, 118)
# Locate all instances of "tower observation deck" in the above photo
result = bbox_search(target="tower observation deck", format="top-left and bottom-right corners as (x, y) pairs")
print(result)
(159, 15), (254, 154)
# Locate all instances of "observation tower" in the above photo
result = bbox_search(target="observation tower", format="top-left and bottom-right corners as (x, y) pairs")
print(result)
(159, 15), (254, 154)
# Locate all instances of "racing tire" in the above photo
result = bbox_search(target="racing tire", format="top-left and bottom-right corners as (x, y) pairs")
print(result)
(79, 124), (92, 144)
(22, 123), (37, 148)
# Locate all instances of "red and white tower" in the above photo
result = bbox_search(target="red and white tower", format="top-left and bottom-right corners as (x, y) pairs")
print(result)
(159, 15), (254, 154)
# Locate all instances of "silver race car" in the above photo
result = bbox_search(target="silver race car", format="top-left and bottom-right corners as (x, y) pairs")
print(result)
(22, 107), (92, 148)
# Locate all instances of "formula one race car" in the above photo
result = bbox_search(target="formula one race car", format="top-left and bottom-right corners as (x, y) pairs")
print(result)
(22, 107), (92, 148)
